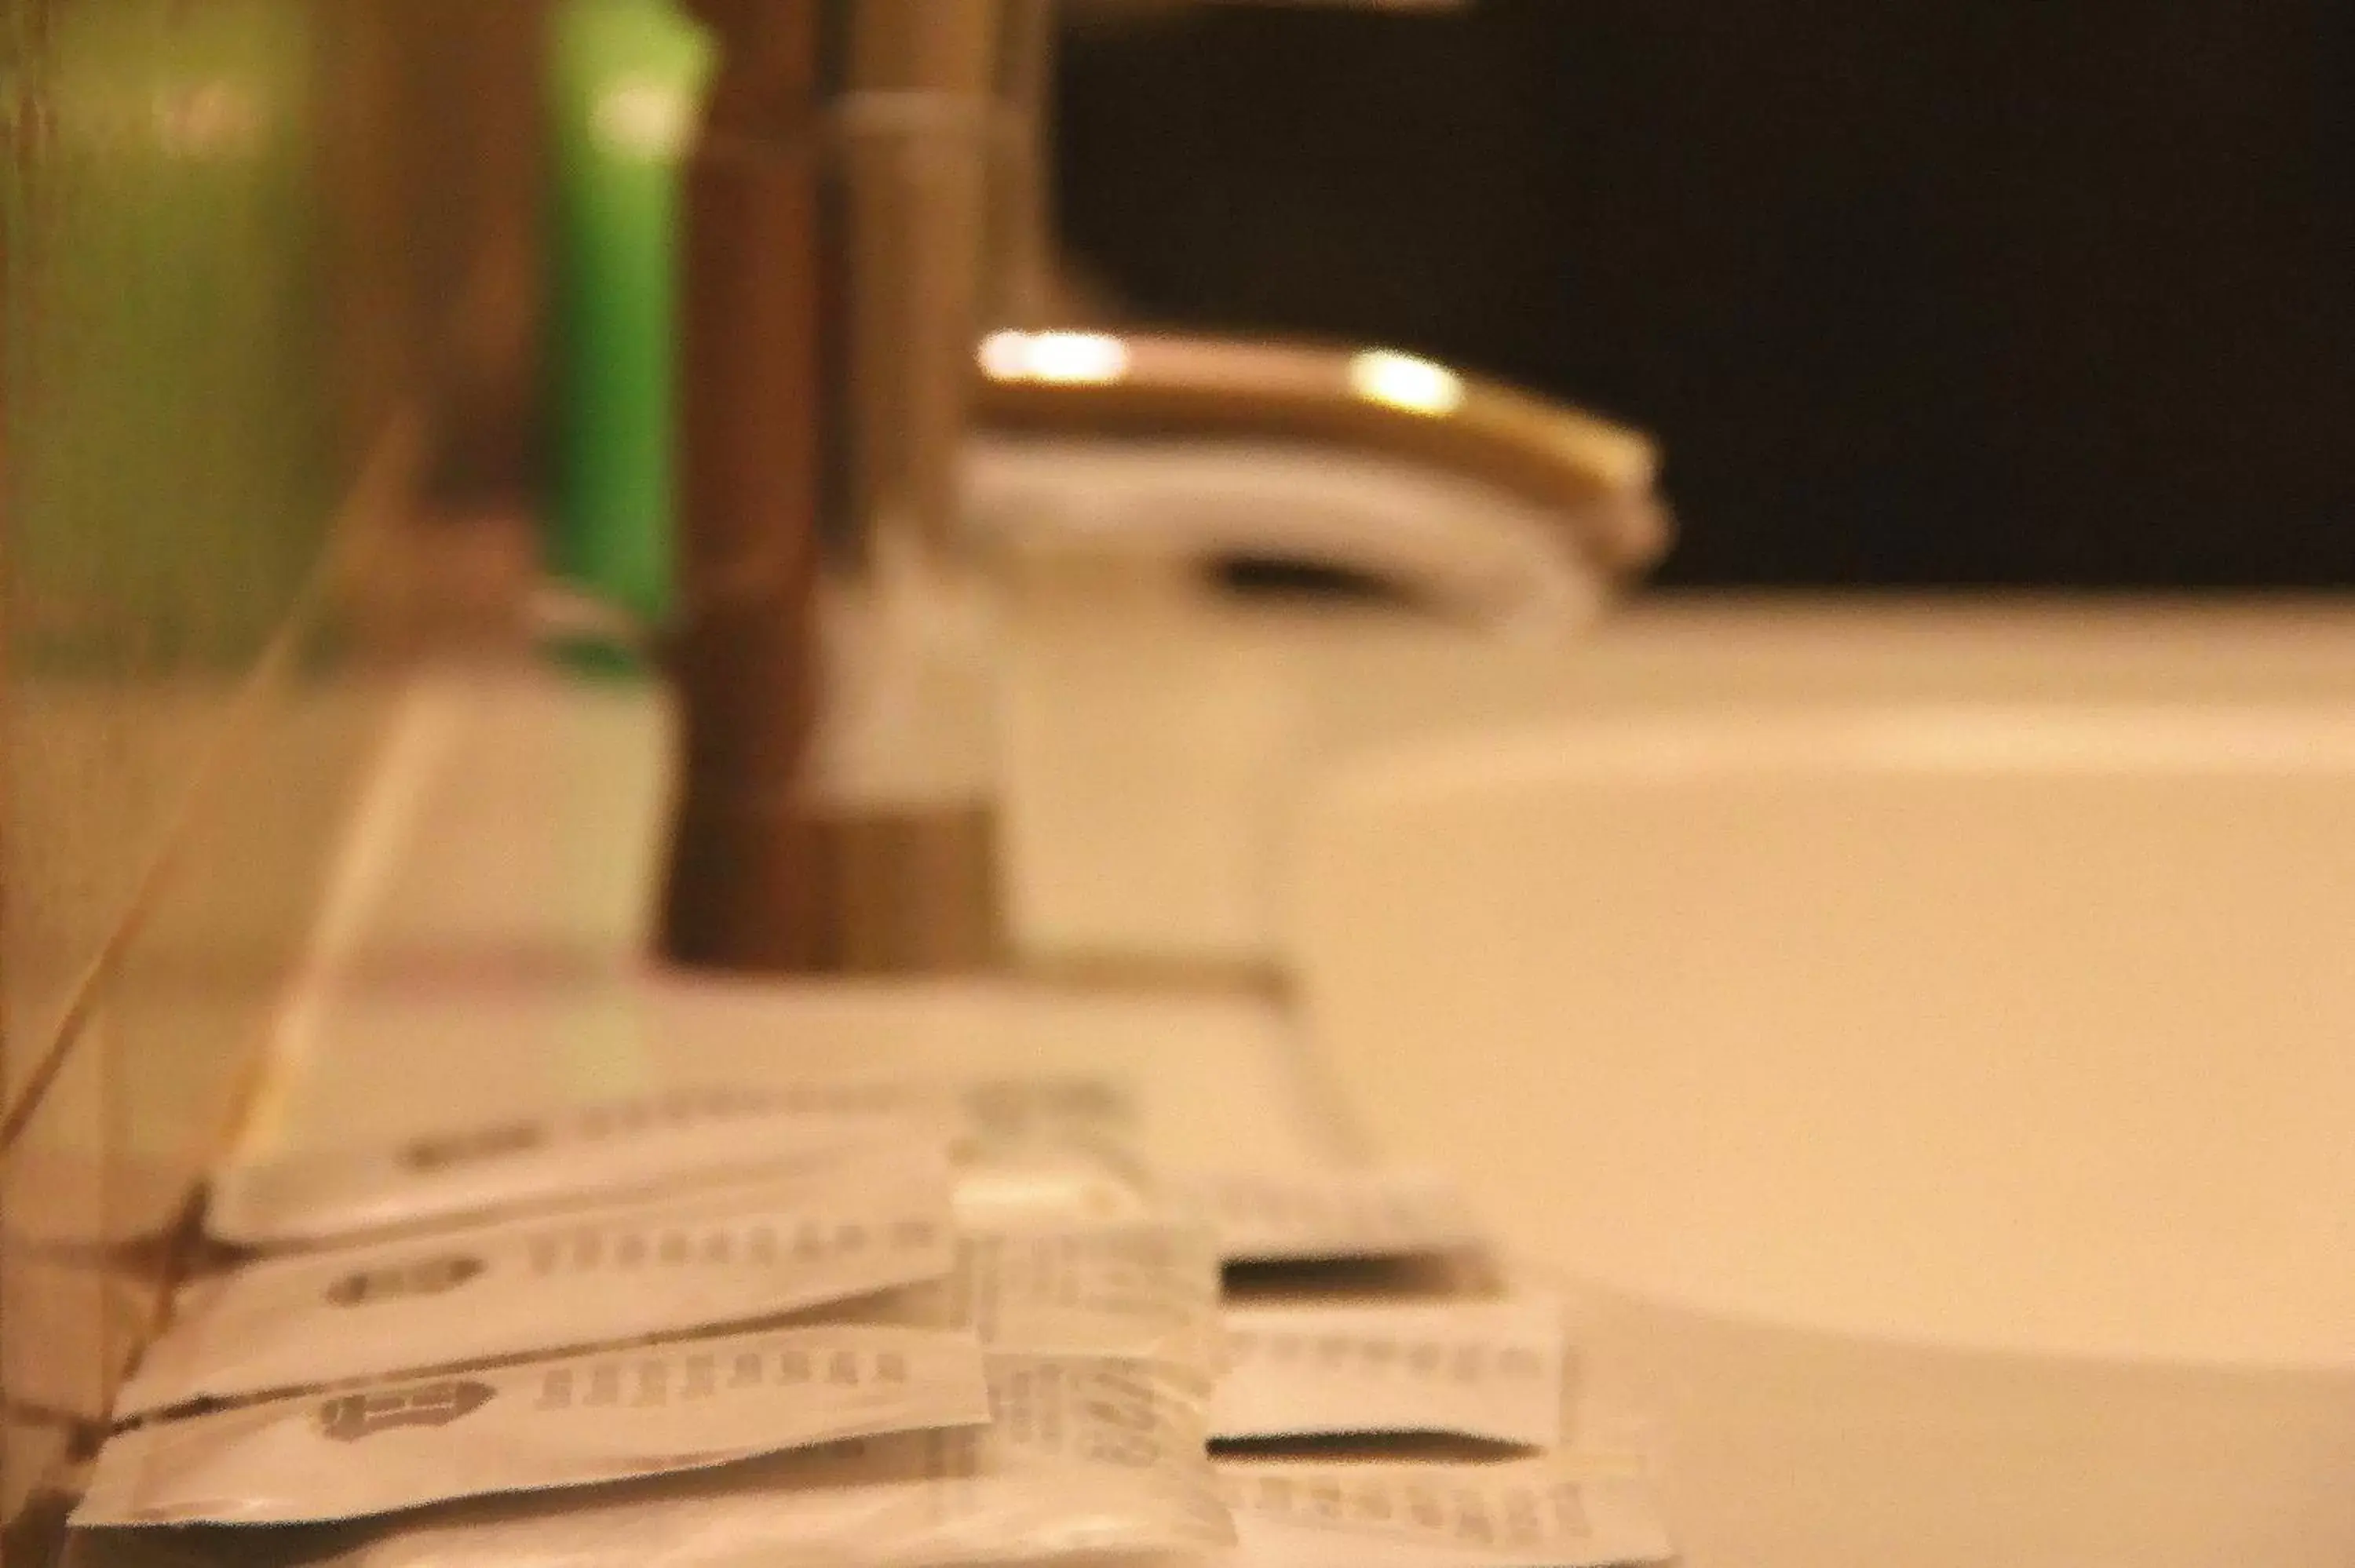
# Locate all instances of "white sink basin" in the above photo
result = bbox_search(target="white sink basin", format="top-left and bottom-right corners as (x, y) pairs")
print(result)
(1291, 642), (2355, 1566)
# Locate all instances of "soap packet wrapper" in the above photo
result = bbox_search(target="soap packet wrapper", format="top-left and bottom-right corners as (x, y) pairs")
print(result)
(956, 1221), (1224, 1375)
(75, 1323), (990, 1528)
(1170, 1169), (1484, 1265)
(1211, 1296), (1564, 1449)
(1219, 1455), (1673, 1568)
(951, 1141), (1171, 1234)
(944, 1136), (1225, 1374)
(122, 1144), (958, 1418)
(817, 1216), (1222, 1377)
(209, 1084), (955, 1249)
(310, 1352), (1233, 1568)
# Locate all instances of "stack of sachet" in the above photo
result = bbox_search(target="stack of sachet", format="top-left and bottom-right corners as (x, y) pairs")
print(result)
(71, 1082), (1229, 1568)
(1175, 1166), (1672, 1568)
(68, 1079), (1674, 1568)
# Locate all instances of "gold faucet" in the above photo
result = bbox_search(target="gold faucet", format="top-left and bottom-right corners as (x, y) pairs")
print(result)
(659, 0), (1667, 976)
(974, 329), (1670, 578)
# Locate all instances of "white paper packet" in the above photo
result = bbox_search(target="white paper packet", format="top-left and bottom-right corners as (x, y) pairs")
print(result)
(121, 1146), (958, 1419)
(951, 1144), (1168, 1234)
(1169, 1170), (1483, 1265)
(74, 1323), (990, 1528)
(1218, 1457), (1674, 1568)
(1210, 1296), (1564, 1449)
(207, 1085), (954, 1250)
(957, 1223), (1223, 1374)
(310, 1353), (1233, 1568)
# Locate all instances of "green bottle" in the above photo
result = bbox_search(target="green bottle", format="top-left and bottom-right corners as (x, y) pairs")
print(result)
(547, 0), (714, 629)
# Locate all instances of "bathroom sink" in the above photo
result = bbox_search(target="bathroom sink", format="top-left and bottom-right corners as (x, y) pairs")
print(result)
(1287, 601), (2355, 1567)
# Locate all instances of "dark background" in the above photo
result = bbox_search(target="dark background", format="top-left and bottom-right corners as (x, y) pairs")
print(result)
(1057, 1), (2355, 586)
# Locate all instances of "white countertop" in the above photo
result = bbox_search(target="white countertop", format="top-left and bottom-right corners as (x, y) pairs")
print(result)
(231, 666), (1356, 1179)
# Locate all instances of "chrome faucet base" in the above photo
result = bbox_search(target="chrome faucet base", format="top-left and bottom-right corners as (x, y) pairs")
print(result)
(663, 797), (1001, 975)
